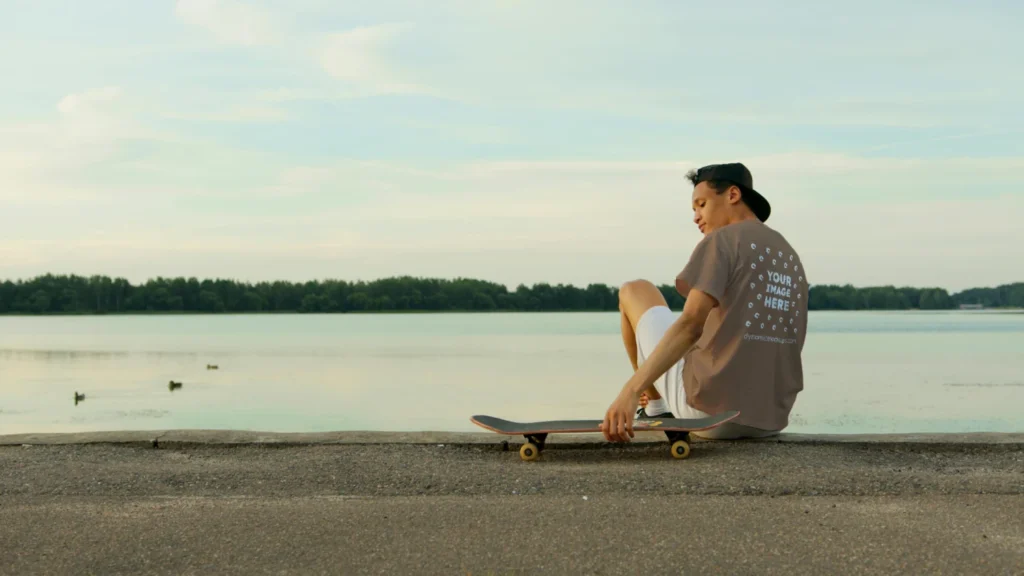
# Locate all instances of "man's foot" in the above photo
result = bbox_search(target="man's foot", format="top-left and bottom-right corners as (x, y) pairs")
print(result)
(636, 394), (672, 419)
(636, 406), (673, 419)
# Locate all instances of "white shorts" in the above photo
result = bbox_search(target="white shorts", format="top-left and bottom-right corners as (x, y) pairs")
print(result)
(634, 305), (778, 440)
(634, 305), (709, 420)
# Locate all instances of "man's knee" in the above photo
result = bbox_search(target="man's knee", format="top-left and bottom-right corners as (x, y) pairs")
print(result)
(618, 280), (658, 306)
(618, 280), (668, 324)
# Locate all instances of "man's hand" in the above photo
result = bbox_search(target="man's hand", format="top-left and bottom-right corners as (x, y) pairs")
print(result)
(601, 387), (640, 442)
(601, 289), (718, 443)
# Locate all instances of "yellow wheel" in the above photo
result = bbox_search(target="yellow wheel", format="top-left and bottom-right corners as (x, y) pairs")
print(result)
(519, 442), (540, 461)
(671, 440), (690, 459)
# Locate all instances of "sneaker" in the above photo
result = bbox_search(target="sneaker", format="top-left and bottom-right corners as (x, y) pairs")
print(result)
(636, 406), (673, 420)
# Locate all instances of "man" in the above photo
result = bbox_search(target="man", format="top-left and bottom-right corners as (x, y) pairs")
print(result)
(601, 162), (808, 443)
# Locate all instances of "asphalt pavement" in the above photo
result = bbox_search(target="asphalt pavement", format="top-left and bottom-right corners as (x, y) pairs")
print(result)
(0, 434), (1021, 574)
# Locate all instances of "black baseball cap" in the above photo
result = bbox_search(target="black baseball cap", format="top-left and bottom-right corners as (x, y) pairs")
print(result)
(692, 162), (771, 222)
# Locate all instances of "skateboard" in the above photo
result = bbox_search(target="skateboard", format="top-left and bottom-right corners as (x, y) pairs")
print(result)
(470, 410), (740, 461)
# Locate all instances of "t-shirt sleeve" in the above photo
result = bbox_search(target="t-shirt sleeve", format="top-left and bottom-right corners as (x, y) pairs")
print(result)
(675, 232), (732, 305)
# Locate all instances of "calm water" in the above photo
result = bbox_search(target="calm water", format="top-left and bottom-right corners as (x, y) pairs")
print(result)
(1, 311), (1022, 435)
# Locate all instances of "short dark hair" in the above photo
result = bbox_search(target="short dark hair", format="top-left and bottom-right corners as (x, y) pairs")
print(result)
(686, 168), (744, 197)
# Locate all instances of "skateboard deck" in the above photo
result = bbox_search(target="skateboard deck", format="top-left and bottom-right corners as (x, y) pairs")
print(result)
(471, 410), (740, 461)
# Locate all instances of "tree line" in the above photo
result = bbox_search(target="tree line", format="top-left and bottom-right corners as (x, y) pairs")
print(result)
(0, 274), (1021, 315)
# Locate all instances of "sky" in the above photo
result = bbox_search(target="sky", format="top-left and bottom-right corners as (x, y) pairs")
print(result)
(2, 0), (1023, 292)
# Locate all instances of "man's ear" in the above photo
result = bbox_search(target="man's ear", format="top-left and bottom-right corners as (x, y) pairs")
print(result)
(729, 186), (743, 205)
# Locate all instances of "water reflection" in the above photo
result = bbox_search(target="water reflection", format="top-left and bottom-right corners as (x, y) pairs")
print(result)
(0, 311), (1022, 435)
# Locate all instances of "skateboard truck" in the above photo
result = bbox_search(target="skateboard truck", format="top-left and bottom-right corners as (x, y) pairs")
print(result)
(519, 433), (548, 461)
(664, 430), (691, 459)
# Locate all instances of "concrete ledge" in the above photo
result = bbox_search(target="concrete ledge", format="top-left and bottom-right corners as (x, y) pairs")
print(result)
(1, 429), (1022, 446)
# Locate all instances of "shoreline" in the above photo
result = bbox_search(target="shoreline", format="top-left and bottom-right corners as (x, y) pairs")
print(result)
(1, 308), (1022, 317)
(3, 429), (1023, 446)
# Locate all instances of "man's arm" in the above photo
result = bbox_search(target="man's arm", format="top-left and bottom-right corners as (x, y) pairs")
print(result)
(625, 288), (717, 394)
(601, 288), (719, 442)
(675, 276), (691, 299)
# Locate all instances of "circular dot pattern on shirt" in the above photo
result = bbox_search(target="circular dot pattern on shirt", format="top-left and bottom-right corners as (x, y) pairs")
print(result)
(744, 246), (805, 342)
(745, 245), (806, 340)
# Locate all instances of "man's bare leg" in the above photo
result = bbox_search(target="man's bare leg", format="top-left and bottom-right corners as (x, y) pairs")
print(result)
(620, 308), (656, 408)
(621, 308), (640, 372)
(618, 279), (671, 404)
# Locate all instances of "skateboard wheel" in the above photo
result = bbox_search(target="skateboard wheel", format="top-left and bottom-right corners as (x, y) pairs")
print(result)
(520, 442), (540, 461)
(671, 440), (690, 459)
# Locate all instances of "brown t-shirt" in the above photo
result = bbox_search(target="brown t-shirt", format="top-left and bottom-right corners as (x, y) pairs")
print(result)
(675, 219), (808, 431)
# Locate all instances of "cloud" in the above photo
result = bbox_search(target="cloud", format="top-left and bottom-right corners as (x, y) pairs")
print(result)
(292, 2), (1023, 129)
(392, 118), (513, 145)
(3, 147), (1023, 290)
(161, 105), (291, 123)
(56, 86), (122, 115)
(253, 88), (326, 103)
(319, 24), (430, 96)
(52, 86), (129, 148)
(0, 87), (176, 205)
(263, 166), (337, 197)
(1, 87), (126, 202)
(255, 154), (1024, 288)
(174, 0), (276, 46)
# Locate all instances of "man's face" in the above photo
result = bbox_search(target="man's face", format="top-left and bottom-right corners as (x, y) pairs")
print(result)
(691, 181), (738, 235)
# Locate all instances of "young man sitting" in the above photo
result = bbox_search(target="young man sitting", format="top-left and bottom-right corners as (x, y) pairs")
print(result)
(601, 163), (809, 442)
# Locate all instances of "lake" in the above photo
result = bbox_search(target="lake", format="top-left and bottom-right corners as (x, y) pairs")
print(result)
(1, 311), (1022, 436)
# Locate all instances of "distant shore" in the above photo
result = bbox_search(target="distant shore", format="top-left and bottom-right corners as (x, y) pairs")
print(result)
(2, 307), (1023, 317)
(3, 274), (1022, 315)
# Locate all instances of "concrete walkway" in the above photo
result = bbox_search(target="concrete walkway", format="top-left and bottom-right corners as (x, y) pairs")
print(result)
(3, 429), (1023, 446)
(1, 432), (1022, 575)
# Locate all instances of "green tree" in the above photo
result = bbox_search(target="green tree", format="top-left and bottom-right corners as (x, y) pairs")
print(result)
(471, 291), (497, 310)
(1009, 285), (1024, 308)
(241, 291), (265, 312)
(658, 284), (685, 311)
(198, 291), (225, 313)
(1, 274), (1022, 314)
(30, 290), (51, 313)
(346, 292), (371, 311)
